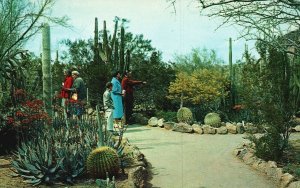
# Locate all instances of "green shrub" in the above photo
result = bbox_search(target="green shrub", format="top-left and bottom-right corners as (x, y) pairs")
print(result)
(155, 110), (177, 122)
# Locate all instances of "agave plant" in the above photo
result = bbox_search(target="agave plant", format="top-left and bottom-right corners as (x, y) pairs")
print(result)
(11, 134), (62, 186)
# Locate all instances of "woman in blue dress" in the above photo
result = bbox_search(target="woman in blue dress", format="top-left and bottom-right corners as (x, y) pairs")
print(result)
(111, 70), (124, 125)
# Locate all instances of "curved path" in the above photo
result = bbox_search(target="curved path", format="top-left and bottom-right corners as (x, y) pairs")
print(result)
(124, 124), (277, 188)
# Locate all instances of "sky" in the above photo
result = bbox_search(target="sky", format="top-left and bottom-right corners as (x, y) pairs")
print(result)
(27, 0), (258, 64)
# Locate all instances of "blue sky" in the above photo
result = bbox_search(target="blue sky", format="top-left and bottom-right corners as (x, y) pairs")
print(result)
(26, 0), (257, 63)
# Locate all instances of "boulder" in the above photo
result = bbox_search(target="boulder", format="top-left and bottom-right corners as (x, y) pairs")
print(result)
(287, 181), (300, 188)
(236, 123), (245, 134)
(157, 118), (164, 128)
(292, 125), (300, 132)
(202, 125), (216, 134)
(226, 122), (237, 134)
(132, 113), (148, 125)
(172, 122), (193, 133)
(128, 166), (148, 188)
(192, 124), (203, 134)
(280, 173), (295, 188)
(163, 122), (175, 130)
(148, 117), (158, 127)
(217, 126), (228, 134)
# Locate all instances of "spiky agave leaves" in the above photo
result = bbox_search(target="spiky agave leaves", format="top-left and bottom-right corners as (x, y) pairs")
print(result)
(86, 146), (120, 179)
(11, 138), (62, 186)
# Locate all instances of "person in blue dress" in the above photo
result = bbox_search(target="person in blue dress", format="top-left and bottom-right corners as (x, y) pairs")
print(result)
(111, 70), (124, 127)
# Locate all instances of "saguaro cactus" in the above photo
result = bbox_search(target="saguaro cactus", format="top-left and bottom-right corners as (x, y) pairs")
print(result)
(42, 23), (52, 116)
(94, 17), (100, 64)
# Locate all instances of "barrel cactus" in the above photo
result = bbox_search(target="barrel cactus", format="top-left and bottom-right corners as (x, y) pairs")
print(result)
(204, 112), (221, 127)
(177, 107), (193, 124)
(86, 146), (120, 179)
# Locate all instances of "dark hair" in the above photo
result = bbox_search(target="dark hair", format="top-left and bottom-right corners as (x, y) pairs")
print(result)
(123, 70), (131, 77)
(65, 69), (72, 77)
(111, 70), (120, 77)
(105, 82), (113, 88)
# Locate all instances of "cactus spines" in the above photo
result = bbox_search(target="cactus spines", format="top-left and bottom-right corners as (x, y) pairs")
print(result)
(204, 112), (221, 128)
(86, 146), (120, 179)
(177, 107), (193, 124)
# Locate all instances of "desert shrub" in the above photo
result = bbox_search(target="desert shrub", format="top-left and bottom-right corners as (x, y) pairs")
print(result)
(155, 110), (177, 122)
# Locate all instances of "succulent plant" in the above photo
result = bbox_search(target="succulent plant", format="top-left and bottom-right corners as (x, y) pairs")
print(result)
(204, 112), (221, 127)
(86, 146), (120, 179)
(177, 107), (193, 124)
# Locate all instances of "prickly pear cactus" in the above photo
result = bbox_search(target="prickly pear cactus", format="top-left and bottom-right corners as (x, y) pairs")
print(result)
(177, 107), (193, 124)
(204, 112), (221, 127)
(86, 146), (120, 179)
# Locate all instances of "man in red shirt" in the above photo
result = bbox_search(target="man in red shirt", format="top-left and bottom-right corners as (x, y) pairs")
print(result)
(121, 70), (146, 124)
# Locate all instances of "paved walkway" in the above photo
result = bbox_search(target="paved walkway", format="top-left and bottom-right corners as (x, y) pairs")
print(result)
(124, 124), (277, 188)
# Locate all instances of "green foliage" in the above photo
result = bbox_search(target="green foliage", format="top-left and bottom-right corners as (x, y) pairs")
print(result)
(247, 126), (287, 161)
(155, 110), (177, 122)
(10, 116), (109, 186)
(11, 133), (62, 186)
(168, 68), (229, 107)
(204, 112), (221, 127)
(96, 173), (116, 188)
(177, 107), (193, 124)
(86, 146), (120, 179)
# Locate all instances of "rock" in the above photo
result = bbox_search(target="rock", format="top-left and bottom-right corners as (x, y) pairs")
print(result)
(280, 173), (295, 188)
(287, 181), (300, 188)
(292, 125), (300, 132)
(226, 122), (237, 134)
(172, 122), (193, 133)
(128, 166), (148, 188)
(163, 122), (175, 130)
(244, 123), (259, 134)
(217, 126), (228, 134)
(236, 124), (245, 134)
(192, 124), (203, 134)
(148, 117), (158, 127)
(257, 161), (268, 173)
(242, 152), (255, 165)
(202, 125), (216, 134)
(158, 118), (164, 127)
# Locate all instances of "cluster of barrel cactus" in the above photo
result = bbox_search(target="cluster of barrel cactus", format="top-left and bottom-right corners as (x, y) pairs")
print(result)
(86, 146), (120, 179)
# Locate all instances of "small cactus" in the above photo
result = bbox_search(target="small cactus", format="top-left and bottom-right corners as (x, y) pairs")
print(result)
(177, 107), (193, 124)
(204, 112), (221, 128)
(86, 146), (120, 179)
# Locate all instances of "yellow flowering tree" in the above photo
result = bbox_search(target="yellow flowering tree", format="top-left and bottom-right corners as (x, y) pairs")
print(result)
(168, 68), (229, 107)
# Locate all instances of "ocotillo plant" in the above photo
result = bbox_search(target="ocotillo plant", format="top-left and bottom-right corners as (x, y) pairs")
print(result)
(42, 23), (52, 116)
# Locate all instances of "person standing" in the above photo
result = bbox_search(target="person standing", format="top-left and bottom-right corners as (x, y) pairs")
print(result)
(121, 70), (146, 124)
(111, 70), (124, 127)
(60, 69), (73, 107)
(103, 82), (114, 133)
(69, 71), (86, 120)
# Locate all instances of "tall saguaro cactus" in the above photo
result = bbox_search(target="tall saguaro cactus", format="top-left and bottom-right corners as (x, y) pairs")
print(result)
(94, 17), (100, 64)
(42, 23), (52, 116)
(229, 37), (236, 107)
(119, 26), (125, 73)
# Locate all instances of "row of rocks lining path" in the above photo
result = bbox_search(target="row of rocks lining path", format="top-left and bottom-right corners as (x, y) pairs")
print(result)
(124, 124), (277, 188)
